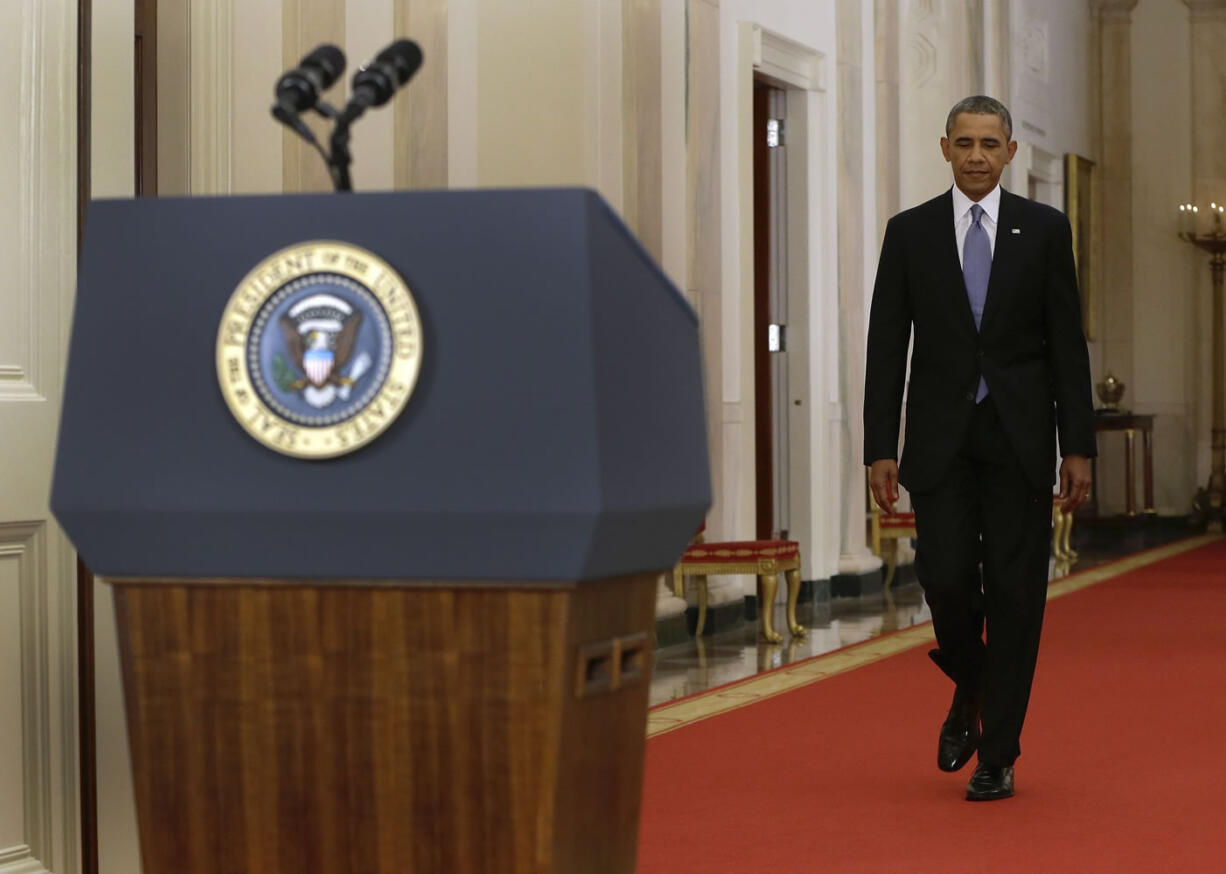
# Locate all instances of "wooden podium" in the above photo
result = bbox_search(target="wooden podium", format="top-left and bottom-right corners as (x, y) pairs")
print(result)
(52, 190), (710, 873)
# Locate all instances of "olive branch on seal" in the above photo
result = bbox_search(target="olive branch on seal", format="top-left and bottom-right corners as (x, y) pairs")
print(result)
(272, 354), (304, 392)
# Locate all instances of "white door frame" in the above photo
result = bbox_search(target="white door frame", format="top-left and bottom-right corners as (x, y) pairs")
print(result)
(732, 22), (834, 589)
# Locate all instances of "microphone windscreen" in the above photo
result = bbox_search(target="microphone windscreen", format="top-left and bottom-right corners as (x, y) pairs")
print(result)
(375, 39), (423, 85)
(302, 44), (346, 90)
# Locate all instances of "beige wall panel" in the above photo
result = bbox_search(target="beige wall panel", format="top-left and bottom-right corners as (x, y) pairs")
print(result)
(1130, 0), (1194, 513)
(189, 0), (235, 194)
(395, 0), (448, 188)
(477, 0), (588, 186)
(234, 0), (286, 194)
(1096, 9), (1135, 456)
(687, 0), (724, 538)
(93, 1), (145, 871)
(586, 0), (625, 208)
(874, 0), (901, 229)
(284, 0), (346, 192)
(623, 0), (663, 258)
(93, 0), (136, 198)
(660, 0), (687, 286)
(157, 2), (190, 195)
(447, 0), (478, 186)
(347, 0), (396, 190)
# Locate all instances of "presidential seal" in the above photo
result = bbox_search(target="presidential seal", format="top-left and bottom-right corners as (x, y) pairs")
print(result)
(216, 241), (423, 459)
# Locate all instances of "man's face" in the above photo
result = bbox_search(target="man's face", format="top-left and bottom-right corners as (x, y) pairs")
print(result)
(940, 112), (1017, 201)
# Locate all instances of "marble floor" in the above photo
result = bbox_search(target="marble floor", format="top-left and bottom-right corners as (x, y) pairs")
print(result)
(649, 516), (1196, 707)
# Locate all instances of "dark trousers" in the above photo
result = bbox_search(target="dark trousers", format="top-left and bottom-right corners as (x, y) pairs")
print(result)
(910, 397), (1052, 766)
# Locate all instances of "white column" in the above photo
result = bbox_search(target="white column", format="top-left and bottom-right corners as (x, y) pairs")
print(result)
(836, 0), (883, 575)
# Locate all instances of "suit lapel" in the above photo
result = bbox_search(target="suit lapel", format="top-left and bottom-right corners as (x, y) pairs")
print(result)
(979, 189), (1020, 335)
(934, 191), (978, 336)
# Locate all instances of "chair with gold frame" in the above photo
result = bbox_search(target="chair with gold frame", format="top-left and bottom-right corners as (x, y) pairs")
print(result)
(866, 476), (916, 589)
(672, 525), (807, 643)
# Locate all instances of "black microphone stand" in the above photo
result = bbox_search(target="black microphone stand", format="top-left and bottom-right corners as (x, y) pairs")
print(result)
(274, 39), (421, 192)
(273, 98), (358, 193)
(325, 90), (379, 193)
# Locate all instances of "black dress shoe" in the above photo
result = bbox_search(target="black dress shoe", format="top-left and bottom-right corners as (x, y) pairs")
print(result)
(965, 764), (1014, 801)
(937, 686), (980, 772)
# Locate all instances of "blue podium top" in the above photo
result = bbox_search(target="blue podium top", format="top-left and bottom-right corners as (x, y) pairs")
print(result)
(52, 188), (710, 582)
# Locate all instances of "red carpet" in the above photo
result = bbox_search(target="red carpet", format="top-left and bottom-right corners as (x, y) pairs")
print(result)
(637, 539), (1226, 873)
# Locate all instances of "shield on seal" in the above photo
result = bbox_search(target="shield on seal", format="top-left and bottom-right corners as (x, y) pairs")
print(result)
(303, 345), (334, 386)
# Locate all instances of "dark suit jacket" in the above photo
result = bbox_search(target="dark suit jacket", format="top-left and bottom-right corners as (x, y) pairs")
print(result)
(863, 188), (1096, 494)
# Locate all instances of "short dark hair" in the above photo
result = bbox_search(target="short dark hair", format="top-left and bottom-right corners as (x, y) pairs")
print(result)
(945, 96), (1013, 141)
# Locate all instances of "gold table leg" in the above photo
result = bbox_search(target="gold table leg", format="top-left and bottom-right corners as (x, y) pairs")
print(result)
(694, 575), (709, 637)
(882, 539), (899, 589)
(1124, 428), (1137, 516)
(785, 568), (806, 638)
(1051, 503), (1067, 560)
(757, 574), (782, 643)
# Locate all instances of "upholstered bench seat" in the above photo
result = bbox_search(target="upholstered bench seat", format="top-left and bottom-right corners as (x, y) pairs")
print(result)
(877, 513), (916, 530)
(680, 540), (800, 563)
(673, 535), (805, 642)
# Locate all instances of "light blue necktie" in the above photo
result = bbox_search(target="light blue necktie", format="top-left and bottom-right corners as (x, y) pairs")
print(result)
(963, 203), (991, 403)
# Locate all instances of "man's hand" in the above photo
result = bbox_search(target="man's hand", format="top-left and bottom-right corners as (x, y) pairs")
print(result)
(1058, 454), (1092, 515)
(869, 459), (900, 514)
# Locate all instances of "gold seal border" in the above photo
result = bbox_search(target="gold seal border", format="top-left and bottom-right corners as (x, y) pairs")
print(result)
(215, 240), (423, 460)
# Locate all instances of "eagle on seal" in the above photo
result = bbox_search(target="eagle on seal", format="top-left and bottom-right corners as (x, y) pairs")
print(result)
(276, 293), (366, 407)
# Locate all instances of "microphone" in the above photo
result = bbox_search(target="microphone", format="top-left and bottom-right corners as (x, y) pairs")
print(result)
(344, 40), (423, 119)
(274, 44), (346, 114)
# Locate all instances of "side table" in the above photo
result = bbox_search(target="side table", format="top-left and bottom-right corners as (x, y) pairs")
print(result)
(1089, 411), (1155, 517)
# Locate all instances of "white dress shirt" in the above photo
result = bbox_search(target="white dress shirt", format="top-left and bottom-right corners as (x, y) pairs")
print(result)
(952, 184), (1001, 267)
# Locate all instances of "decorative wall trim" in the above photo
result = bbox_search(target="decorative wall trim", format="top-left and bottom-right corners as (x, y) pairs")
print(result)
(0, 845), (33, 865)
(622, 0), (663, 259)
(0, 845), (49, 874)
(1181, 0), (1226, 21)
(1090, 0), (1139, 22)
(281, 0), (338, 193)
(446, 0), (477, 187)
(0, 523), (52, 874)
(658, 0), (686, 287)
(751, 25), (825, 92)
(687, 0), (722, 536)
(394, 0), (448, 188)
(3, 0), (77, 405)
(190, 0), (234, 194)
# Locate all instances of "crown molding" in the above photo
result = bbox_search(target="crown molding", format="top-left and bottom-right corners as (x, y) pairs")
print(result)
(1183, 0), (1226, 21)
(1090, 0), (1139, 21)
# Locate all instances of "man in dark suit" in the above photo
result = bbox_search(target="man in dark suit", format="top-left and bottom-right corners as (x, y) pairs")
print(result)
(863, 96), (1096, 801)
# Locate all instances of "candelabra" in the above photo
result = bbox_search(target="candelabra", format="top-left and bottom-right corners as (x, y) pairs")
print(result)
(1178, 202), (1226, 531)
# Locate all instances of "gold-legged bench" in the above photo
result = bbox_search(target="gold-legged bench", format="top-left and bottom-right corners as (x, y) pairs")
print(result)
(868, 497), (916, 589)
(672, 536), (806, 643)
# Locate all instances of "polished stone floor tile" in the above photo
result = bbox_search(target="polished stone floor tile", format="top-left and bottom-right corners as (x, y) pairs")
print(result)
(649, 517), (1193, 708)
